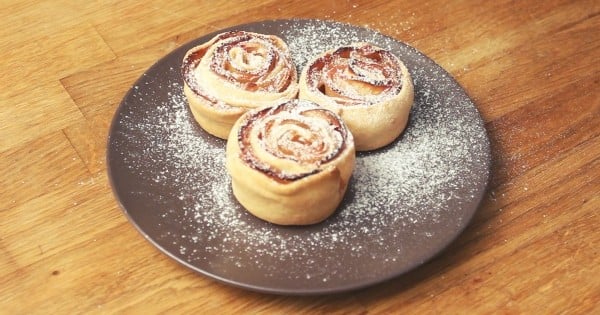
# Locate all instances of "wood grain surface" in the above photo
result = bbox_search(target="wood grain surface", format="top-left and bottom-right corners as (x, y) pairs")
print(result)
(1, 0), (598, 313)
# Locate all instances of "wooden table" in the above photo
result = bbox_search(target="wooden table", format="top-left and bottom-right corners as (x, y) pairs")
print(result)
(1, 0), (598, 313)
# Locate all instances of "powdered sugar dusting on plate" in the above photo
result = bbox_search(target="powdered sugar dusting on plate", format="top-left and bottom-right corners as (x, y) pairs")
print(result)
(108, 20), (490, 292)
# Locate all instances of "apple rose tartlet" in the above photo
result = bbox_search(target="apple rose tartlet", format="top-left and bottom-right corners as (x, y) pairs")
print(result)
(299, 43), (414, 151)
(226, 99), (355, 225)
(182, 31), (298, 139)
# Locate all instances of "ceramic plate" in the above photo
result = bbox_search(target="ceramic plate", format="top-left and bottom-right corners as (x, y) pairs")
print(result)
(107, 19), (490, 295)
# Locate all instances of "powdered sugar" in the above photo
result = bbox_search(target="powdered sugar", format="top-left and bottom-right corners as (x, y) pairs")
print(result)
(109, 20), (490, 292)
(240, 100), (348, 174)
(302, 43), (405, 106)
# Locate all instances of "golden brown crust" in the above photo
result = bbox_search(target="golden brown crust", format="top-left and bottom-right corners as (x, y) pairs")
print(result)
(226, 99), (355, 225)
(182, 31), (299, 139)
(299, 43), (414, 151)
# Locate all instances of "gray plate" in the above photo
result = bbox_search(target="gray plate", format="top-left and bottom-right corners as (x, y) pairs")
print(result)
(107, 19), (491, 295)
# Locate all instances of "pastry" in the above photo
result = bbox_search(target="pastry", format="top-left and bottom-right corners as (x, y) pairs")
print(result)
(181, 31), (298, 139)
(226, 99), (355, 225)
(299, 42), (414, 151)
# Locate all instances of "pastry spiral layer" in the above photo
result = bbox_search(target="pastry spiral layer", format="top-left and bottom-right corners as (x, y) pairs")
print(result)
(299, 42), (414, 151)
(226, 99), (355, 225)
(182, 31), (298, 139)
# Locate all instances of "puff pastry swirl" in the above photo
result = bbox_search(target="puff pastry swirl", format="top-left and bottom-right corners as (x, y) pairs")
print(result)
(182, 31), (298, 139)
(299, 43), (414, 151)
(226, 99), (355, 225)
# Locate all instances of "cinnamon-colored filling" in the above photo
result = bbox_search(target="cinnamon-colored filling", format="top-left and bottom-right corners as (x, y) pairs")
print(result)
(181, 31), (295, 108)
(237, 100), (349, 182)
(306, 44), (404, 106)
